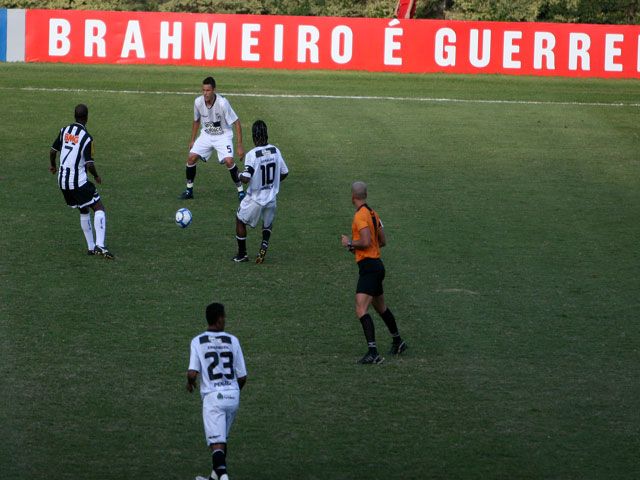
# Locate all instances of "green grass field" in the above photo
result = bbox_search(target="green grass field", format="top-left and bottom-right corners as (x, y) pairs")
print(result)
(1, 63), (639, 480)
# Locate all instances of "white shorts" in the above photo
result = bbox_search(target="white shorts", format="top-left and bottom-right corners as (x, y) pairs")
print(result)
(191, 134), (234, 164)
(236, 196), (276, 229)
(202, 390), (240, 445)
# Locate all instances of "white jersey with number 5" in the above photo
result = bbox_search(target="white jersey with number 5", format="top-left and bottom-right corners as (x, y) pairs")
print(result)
(242, 144), (289, 206)
(194, 94), (238, 140)
(189, 331), (247, 399)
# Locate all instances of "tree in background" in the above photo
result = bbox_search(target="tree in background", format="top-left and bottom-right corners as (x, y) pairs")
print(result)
(0, 0), (638, 23)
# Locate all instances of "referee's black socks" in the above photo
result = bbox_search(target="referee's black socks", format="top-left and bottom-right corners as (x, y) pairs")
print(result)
(380, 308), (402, 344)
(359, 314), (377, 353)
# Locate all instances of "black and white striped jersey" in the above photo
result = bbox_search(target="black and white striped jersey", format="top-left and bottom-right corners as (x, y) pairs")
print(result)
(51, 122), (94, 190)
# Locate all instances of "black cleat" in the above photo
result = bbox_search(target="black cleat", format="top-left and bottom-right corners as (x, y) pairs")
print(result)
(388, 340), (408, 355)
(93, 245), (114, 259)
(357, 352), (384, 365)
(255, 248), (267, 264)
(88, 249), (96, 256)
(231, 253), (248, 263)
(179, 188), (194, 200)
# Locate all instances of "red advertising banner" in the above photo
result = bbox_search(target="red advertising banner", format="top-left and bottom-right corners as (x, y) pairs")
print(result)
(25, 9), (640, 78)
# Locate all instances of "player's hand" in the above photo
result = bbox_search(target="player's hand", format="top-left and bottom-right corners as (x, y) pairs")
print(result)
(341, 235), (350, 248)
(49, 166), (56, 174)
(237, 145), (245, 161)
(186, 383), (194, 393)
(94, 175), (102, 184)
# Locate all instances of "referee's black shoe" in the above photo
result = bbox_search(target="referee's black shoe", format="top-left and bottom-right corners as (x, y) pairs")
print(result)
(388, 340), (408, 355)
(179, 188), (194, 199)
(93, 245), (114, 259)
(357, 352), (384, 365)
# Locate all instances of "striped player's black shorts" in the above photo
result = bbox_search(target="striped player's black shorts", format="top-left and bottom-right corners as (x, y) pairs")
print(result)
(61, 181), (100, 209)
(356, 257), (385, 297)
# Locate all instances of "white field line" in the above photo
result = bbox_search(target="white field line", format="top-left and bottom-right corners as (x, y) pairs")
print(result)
(1, 86), (639, 107)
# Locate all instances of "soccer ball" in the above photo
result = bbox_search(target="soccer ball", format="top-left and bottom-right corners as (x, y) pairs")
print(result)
(175, 208), (192, 228)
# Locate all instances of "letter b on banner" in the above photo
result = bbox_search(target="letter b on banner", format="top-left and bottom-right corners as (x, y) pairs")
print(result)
(49, 18), (71, 56)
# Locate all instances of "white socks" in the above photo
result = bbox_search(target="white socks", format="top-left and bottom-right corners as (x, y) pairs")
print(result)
(94, 210), (106, 247)
(80, 213), (95, 251)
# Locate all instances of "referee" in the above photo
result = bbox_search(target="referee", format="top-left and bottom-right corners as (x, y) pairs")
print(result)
(341, 182), (408, 364)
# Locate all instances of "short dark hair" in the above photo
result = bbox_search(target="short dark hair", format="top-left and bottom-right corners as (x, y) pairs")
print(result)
(203, 76), (216, 89)
(352, 181), (368, 200)
(74, 104), (88, 121)
(206, 302), (225, 326)
(252, 120), (268, 146)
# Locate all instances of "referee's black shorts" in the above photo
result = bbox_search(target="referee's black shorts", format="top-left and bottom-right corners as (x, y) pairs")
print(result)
(356, 257), (385, 297)
(61, 182), (100, 209)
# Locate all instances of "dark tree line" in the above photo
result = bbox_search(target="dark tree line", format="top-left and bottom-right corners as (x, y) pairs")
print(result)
(1, 0), (638, 24)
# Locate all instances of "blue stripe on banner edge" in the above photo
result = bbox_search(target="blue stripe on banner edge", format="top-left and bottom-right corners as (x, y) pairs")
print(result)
(0, 9), (7, 62)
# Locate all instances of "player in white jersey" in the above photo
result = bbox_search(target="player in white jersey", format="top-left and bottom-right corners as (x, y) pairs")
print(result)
(188, 302), (247, 480)
(179, 76), (245, 201)
(232, 120), (289, 264)
(49, 104), (114, 259)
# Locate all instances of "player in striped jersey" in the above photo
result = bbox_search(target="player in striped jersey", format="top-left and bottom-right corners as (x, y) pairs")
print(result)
(188, 303), (247, 480)
(341, 182), (407, 364)
(179, 76), (245, 201)
(49, 104), (113, 259)
(232, 120), (289, 263)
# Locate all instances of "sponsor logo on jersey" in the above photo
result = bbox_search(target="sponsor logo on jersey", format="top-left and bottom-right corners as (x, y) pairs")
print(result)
(64, 133), (79, 143)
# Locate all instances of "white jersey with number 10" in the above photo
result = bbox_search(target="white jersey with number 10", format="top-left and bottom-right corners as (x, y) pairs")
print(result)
(243, 144), (289, 206)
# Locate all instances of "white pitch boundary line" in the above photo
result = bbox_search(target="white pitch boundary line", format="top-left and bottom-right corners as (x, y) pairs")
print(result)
(2, 86), (639, 108)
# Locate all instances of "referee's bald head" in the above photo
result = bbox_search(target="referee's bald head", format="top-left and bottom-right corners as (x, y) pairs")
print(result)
(352, 181), (368, 200)
(74, 104), (88, 122)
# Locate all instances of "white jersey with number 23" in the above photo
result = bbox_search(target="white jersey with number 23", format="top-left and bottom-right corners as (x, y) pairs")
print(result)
(189, 331), (247, 399)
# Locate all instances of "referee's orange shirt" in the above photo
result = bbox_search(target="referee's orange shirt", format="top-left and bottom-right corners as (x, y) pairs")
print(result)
(352, 204), (382, 263)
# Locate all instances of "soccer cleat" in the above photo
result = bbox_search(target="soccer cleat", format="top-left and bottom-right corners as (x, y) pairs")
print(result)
(179, 188), (194, 199)
(357, 352), (384, 365)
(388, 340), (408, 355)
(87, 249), (96, 256)
(231, 253), (248, 263)
(255, 248), (267, 264)
(93, 245), (114, 259)
(237, 191), (245, 202)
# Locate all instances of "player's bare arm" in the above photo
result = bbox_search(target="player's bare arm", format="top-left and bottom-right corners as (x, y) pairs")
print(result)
(49, 148), (58, 174)
(186, 369), (198, 393)
(280, 172), (288, 182)
(342, 226), (371, 249)
(238, 171), (251, 184)
(189, 120), (199, 150)
(86, 161), (101, 184)
(237, 375), (247, 391)
(234, 120), (244, 159)
(378, 227), (387, 247)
